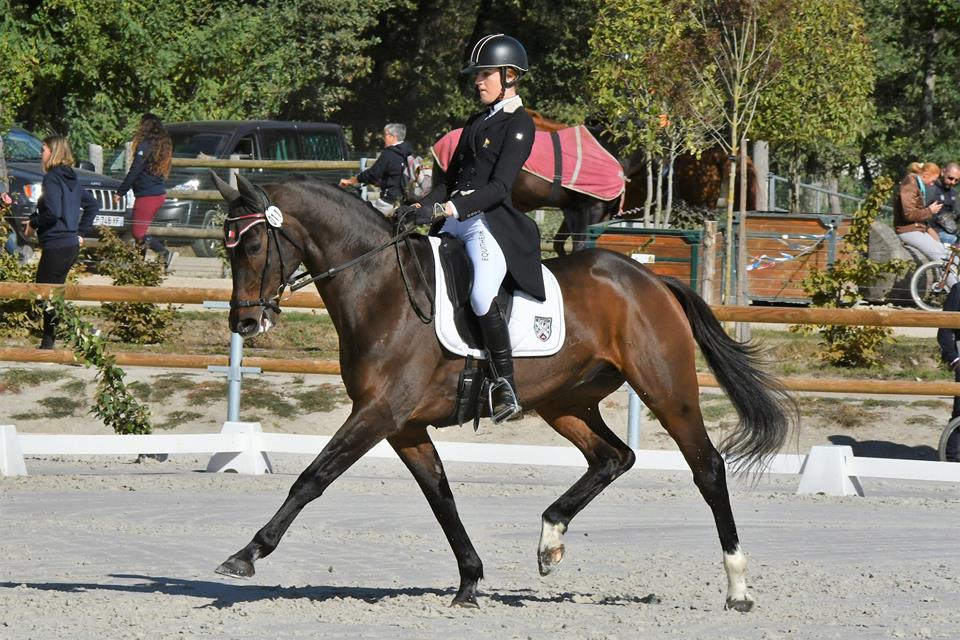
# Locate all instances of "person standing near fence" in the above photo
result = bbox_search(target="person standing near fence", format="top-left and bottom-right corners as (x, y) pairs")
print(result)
(114, 113), (175, 271)
(22, 136), (99, 349)
(339, 123), (413, 215)
(937, 284), (960, 462)
(894, 162), (957, 288)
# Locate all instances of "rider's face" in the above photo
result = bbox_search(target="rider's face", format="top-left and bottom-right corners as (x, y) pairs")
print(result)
(474, 69), (502, 105)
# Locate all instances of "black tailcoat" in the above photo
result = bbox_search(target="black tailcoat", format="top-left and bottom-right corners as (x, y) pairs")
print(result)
(422, 100), (545, 301)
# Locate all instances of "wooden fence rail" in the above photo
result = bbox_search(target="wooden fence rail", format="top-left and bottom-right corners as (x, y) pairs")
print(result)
(3, 281), (960, 327)
(0, 347), (956, 396)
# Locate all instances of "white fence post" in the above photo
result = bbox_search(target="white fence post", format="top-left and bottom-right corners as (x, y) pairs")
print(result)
(796, 445), (864, 496)
(205, 421), (273, 475)
(0, 425), (27, 476)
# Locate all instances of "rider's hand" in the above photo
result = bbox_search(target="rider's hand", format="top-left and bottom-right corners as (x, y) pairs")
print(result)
(396, 203), (431, 226)
(930, 201), (944, 214)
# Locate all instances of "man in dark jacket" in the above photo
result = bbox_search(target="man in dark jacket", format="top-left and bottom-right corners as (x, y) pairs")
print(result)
(928, 162), (960, 244)
(340, 123), (413, 215)
(937, 284), (960, 461)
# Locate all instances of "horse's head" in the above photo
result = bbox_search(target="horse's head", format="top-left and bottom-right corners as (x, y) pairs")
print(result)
(212, 172), (304, 338)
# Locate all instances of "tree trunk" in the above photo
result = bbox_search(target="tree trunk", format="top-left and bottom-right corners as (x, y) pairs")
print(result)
(826, 175), (842, 215)
(724, 149), (737, 304)
(644, 160), (653, 226)
(922, 27), (940, 138)
(664, 150), (676, 227)
(654, 157), (664, 227)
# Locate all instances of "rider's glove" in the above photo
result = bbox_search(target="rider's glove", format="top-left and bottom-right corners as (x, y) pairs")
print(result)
(396, 204), (432, 226)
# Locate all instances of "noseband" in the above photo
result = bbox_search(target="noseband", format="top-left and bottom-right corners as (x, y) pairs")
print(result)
(225, 206), (435, 322)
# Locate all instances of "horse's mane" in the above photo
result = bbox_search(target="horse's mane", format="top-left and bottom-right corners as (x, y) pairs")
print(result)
(264, 174), (396, 239)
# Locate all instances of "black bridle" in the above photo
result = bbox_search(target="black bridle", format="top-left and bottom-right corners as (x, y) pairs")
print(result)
(225, 207), (435, 323)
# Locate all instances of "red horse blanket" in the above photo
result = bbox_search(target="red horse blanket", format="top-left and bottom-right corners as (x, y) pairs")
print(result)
(431, 125), (625, 202)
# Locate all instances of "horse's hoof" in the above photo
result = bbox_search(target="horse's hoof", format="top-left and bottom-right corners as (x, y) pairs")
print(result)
(215, 556), (255, 579)
(450, 590), (480, 608)
(538, 544), (565, 576)
(724, 596), (755, 612)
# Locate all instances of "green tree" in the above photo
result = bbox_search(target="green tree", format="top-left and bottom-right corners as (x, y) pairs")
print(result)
(687, 0), (787, 302)
(861, 0), (960, 180)
(589, 0), (715, 227)
(12, 0), (386, 152)
(332, 0), (598, 152)
(754, 0), (875, 212)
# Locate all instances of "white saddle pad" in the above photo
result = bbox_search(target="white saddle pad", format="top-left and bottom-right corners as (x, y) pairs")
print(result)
(430, 236), (565, 358)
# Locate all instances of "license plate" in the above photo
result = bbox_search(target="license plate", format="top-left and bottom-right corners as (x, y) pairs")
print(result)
(93, 215), (125, 227)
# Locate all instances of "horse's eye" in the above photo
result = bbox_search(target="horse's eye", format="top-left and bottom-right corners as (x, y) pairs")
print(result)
(245, 239), (263, 254)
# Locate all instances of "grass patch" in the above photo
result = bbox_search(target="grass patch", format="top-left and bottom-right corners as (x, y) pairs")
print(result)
(152, 373), (205, 401)
(292, 383), (348, 414)
(0, 367), (65, 394)
(905, 414), (938, 427)
(860, 398), (902, 408)
(186, 380), (227, 404)
(60, 379), (87, 395)
(700, 400), (736, 421)
(241, 380), (298, 419)
(155, 411), (203, 430)
(12, 395), (84, 420)
(127, 381), (152, 402)
(909, 399), (951, 409)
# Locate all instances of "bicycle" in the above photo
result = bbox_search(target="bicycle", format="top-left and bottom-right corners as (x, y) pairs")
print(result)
(909, 243), (960, 311)
(939, 415), (960, 462)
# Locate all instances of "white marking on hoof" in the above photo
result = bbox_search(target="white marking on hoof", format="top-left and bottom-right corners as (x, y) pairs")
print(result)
(538, 519), (567, 576)
(722, 546), (754, 611)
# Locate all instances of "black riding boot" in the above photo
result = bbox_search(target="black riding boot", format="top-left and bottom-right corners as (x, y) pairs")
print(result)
(477, 301), (521, 423)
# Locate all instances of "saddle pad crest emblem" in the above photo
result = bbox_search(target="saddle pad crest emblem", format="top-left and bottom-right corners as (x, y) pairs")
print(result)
(534, 316), (552, 342)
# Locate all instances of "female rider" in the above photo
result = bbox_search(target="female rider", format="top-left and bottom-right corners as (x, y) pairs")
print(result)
(409, 34), (545, 423)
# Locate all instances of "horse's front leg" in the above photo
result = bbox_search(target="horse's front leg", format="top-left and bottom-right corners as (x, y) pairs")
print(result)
(388, 427), (484, 608)
(215, 402), (396, 579)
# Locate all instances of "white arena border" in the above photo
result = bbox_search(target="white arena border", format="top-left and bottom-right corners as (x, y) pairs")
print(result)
(3, 422), (960, 496)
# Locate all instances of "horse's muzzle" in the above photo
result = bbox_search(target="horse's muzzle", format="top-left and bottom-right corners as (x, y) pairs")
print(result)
(231, 308), (277, 338)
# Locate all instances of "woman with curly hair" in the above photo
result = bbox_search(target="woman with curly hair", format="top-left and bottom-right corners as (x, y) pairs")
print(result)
(114, 113), (175, 269)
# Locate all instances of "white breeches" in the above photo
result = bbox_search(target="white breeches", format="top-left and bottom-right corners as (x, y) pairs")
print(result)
(440, 213), (507, 316)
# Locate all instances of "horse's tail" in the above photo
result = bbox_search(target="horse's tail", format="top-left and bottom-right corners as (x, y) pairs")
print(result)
(661, 277), (797, 473)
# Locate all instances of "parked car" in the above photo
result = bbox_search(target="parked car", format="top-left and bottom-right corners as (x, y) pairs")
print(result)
(106, 120), (353, 257)
(3, 127), (131, 252)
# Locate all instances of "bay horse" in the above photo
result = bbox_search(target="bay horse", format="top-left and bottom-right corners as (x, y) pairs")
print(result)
(212, 173), (793, 611)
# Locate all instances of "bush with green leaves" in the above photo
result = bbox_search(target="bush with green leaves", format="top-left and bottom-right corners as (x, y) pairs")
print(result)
(95, 227), (177, 344)
(793, 176), (911, 367)
(46, 293), (152, 434)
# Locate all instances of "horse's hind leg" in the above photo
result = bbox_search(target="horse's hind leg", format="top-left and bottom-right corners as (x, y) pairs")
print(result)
(388, 428), (483, 608)
(215, 403), (395, 579)
(635, 372), (754, 611)
(536, 400), (635, 576)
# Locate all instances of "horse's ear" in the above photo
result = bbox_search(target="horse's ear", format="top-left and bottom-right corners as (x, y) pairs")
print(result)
(236, 174), (269, 211)
(210, 171), (241, 204)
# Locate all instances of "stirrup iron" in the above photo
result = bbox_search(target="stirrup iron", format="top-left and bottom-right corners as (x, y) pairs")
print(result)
(488, 376), (521, 424)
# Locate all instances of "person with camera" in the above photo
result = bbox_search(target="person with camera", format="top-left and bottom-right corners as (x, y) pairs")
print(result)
(928, 162), (960, 245)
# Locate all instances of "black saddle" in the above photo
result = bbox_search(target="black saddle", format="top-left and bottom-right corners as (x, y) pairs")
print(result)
(437, 233), (513, 350)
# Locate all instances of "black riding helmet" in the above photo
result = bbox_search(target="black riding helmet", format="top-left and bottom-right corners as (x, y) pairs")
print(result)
(460, 34), (528, 99)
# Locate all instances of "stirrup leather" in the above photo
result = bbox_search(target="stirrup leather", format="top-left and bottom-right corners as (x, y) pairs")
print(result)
(488, 376), (521, 424)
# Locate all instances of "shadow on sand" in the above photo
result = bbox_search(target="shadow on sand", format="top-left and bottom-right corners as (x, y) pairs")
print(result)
(827, 434), (938, 460)
(0, 575), (659, 609)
